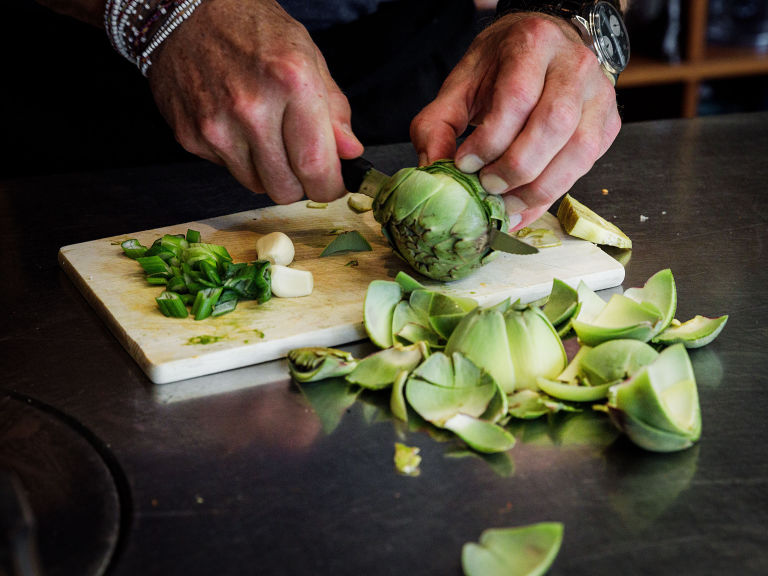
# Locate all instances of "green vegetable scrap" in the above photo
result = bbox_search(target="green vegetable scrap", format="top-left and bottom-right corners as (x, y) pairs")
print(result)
(120, 229), (270, 320)
(393, 442), (421, 476)
(462, 523), (564, 576)
(320, 230), (373, 257)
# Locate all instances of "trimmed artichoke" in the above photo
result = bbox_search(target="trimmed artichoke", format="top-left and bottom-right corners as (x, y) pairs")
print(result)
(372, 160), (509, 281)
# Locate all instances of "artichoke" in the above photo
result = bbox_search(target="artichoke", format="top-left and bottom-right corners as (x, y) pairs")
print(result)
(371, 160), (510, 281)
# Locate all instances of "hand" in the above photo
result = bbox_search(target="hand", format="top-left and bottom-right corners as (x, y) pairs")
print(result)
(147, 0), (364, 204)
(410, 13), (621, 230)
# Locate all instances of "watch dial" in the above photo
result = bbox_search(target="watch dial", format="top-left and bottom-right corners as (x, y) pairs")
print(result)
(594, 2), (629, 72)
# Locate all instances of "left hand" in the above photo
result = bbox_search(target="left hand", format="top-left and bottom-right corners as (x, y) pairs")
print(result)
(410, 12), (621, 230)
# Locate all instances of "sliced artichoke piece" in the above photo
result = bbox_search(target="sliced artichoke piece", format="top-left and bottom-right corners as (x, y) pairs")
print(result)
(390, 370), (409, 422)
(347, 192), (374, 213)
(579, 339), (659, 386)
(393, 442), (421, 476)
(507, 389), (579, 418)
(346, 342), (426, 390)
(652, 314), (728, 348)
(607, 344), (701, 452)
(536, 378), (612, 403)
(287, 347), (358, 383)
(503, 305), (567, 390)
(442, 413), (516, 454)
(394, 270), (425, 294)
(557, 193), (632, 248)
(462, 523), (564, 576)
(541, 278), (579, 328)
(572, 292), (664, 347)
(623, 268), (677, 337)
(445, 300), (516, 393)
(405, 352), (499, 424)
(363, 280), (403, 349)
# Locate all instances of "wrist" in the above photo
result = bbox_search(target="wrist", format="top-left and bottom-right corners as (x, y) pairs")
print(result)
(105, 0), (204, 76)
(495, 0), (630, 84)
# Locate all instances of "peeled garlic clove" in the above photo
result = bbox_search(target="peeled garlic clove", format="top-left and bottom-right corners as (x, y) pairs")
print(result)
(270, 265), (313, 298)
(256, 232), (295, 266)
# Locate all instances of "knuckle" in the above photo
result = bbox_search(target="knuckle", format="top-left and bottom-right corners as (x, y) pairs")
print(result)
(541, 96), (581, 135)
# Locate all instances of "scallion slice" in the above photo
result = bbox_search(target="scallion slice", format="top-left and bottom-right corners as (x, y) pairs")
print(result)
(156, 291), (189, 318)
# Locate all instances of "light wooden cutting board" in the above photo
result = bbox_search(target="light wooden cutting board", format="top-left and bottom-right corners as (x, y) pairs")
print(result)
(58, 196), (625, 384)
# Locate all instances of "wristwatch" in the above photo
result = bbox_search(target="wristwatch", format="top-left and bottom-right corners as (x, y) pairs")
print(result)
(495, 0), (630, 85)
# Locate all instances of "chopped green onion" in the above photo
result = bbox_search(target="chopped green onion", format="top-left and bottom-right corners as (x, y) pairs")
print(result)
(120, 239), (147, 259)
(136, 255), (173, 278)
(211, 298), (238, 317)
(186, 229), (202, 243)
(192, 287), (223, 320)
(156, 291), (189, 318)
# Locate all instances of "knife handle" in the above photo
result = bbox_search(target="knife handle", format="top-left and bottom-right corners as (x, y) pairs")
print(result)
(340, 157), (374, 193)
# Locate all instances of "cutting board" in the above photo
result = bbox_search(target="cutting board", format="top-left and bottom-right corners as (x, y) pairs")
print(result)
(58, 196), (625, 384)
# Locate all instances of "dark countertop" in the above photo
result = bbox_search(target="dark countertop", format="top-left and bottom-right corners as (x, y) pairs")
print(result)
(1, 112), (767, 575)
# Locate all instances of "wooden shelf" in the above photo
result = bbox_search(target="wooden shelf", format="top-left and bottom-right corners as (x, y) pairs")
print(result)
(616, 0), (768, 118)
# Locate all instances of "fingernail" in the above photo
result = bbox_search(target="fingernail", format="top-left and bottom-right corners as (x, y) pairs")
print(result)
(456, 154), (484, 174)
(480, 173), (509, 195)
(503, 195), (527, 230)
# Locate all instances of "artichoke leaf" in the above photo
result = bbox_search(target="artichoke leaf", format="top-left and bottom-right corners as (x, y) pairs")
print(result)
(462, 523), (564, 576)
(346, 343), (426, 390)
(287, 347), (358, 383)
(652, 314), (728, 348)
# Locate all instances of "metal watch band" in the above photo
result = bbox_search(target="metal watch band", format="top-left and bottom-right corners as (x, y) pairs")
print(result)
(495, 0), (624, 20)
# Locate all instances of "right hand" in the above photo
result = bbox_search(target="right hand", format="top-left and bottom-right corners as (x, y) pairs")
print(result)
(147, 0), (364, 204)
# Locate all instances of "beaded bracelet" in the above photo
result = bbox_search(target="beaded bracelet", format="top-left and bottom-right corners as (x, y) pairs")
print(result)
(105, 0), (204, 76)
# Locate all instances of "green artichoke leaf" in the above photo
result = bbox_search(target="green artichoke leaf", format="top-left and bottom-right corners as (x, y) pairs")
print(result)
(445, 300), (516, 393)
(652, 314), (728, 348)
(541, 278), (579, 327)
(578, 339), (659, 386)
(623, 268), (677, 337)
(607, 344), (701, 451)
(536, 378), (612, 403)
(346, 343), (426, 390)
(572, 293), (664, 346)
(390, 370), (410, 422)
(462, 523), (564, 576)
(504, 305), (567, 390)
(287, 347), (358, 383)
(405, 352), (498, 425)
(443, 413), (516, 454)
(364, 279), (403, 349)
(507, 389), (580, 419)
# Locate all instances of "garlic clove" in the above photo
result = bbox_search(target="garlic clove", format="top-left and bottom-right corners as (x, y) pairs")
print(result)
(270, 265), (313, 298)
(256, 232), (295, 266)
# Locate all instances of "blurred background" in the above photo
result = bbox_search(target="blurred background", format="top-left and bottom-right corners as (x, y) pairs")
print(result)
(3, 1), (768, 180)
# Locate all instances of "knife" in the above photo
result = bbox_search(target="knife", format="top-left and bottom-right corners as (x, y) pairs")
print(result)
(340, 157), (538, 255)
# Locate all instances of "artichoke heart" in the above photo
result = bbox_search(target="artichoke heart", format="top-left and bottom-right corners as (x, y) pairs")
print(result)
(372, 160), (508, 281)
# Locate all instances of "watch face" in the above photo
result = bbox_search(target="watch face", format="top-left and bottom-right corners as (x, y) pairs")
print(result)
(593, 2), (630, 73)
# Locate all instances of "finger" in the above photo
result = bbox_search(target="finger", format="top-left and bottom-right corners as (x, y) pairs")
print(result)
(282, 85), (346, 203)
(501, 90), (621, 231)
(317, 55), (364, 159)
(410, 71), (473, 165)
(454, 34), (549, 175)
(479, 46), (600, 196)
(197, 111), (270, 195)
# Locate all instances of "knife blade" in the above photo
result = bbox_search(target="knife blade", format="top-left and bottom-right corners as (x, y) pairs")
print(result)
(340, 157), (538, 255)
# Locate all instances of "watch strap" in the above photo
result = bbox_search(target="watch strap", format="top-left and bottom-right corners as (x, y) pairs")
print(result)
(495, 0), (624, 20)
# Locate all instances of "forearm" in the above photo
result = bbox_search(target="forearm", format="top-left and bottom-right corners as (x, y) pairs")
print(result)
(35, 0), (107, 27)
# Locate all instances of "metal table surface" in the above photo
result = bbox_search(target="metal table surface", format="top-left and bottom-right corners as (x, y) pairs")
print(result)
(1, 112), (767, 575)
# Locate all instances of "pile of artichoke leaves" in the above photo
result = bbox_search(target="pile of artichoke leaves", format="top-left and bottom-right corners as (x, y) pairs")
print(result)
(289, 268), (727, 454)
